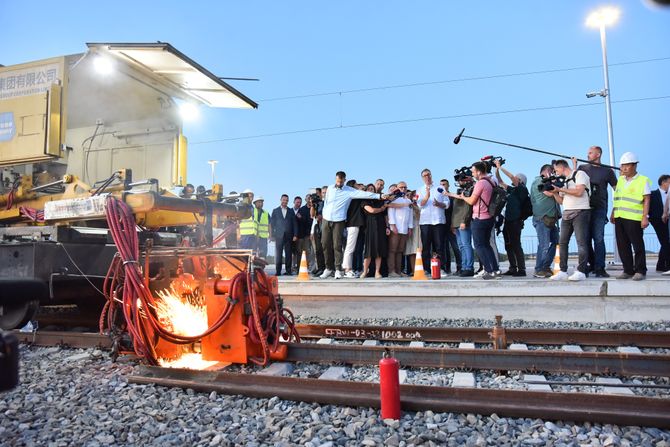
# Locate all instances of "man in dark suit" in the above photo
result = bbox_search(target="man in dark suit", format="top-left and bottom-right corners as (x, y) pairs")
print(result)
(270, 194), (298, 275)
(649, 174), (670, 272)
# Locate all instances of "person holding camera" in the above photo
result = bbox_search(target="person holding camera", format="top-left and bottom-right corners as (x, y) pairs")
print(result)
(530, 164), (561, 278)
(494, 160), (530, 277)
(320, 171), (388, 279)
(450, 175), (475, 277)
(440, 179), (462, 276)
(545, 159), (591, 281)
(447, 162), (499, 279)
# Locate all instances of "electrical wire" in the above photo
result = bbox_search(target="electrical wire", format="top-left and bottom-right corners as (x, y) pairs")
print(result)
(258, 56), (670, 102)
(189, 94), (670, 145)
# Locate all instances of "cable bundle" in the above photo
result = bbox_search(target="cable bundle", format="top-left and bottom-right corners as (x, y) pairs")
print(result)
(100, 196), (298, 366)
(18, 207), (44, 222)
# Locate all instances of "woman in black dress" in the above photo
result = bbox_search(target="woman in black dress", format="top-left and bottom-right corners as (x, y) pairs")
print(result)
(361, 183), (389, 278)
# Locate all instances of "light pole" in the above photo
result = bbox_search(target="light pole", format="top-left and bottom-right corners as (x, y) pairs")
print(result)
(585, 6), (621, 167)
(207, 160), (218, 186)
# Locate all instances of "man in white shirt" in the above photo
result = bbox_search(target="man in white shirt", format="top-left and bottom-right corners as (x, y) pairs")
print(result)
(387, 181), (413, 277)
(418, 168), (450, 273)
(320, 171), (387, 279)
(545, 159), (591, 281)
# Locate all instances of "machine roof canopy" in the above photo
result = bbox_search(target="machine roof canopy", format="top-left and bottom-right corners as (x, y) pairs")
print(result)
(86, 42), (257, 109)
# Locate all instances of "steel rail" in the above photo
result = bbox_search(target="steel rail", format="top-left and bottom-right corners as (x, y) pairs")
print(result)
(128, 366), (670, 428)
(294, 324), (670, 348)
(13, 330), (112, 349)
(285, 343), (670, 377)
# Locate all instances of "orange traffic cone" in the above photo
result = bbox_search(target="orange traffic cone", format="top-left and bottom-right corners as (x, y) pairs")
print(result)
(412, 249), (427, 280)
(297, 251), (310, 281)
(552, 245), (561, 275)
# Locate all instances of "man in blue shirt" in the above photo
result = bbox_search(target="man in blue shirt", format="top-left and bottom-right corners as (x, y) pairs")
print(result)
(320, 171), (388, 279)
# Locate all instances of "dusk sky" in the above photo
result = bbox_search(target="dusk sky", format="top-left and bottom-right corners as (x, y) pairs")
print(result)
(2, 1), (669, 245)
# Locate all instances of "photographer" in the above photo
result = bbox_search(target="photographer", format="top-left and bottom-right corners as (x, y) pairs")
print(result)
(530, 164), (561, 278)
(546, 159), (591, 281)
(494, 160), (530, 277)
(447, 162), (499, 279)
(320, 171), (389, 279)
(450, 172), (475, 277)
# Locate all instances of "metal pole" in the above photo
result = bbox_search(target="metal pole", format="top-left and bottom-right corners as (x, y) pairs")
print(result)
(599, 25), (615, 166)
(599, 24), (620, 264)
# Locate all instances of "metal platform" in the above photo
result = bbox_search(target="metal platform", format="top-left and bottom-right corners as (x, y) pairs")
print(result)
(278, 274), (670, 323)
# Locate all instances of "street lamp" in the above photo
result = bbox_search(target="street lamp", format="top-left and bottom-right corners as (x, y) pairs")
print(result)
(585, 6), (621, 167)
(207, 160), (218, 186)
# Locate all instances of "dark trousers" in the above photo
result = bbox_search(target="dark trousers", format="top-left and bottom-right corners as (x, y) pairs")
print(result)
(587, 207), (609, 272)
(353, 230), (365, 272)
(559, 210), (591, 274)
(312, 227), (325, 272)
(275, 234), (293, 275)
(502, 219), (526, 272)
(650, 218), (670, 272)
(420, 224), (444, 272)
(615, 217), (647, 275)
(472, 218), (498, 273)
(321, 219), (346, 271)
(388, 232), (408, 274)
(442, 227), (461, 273)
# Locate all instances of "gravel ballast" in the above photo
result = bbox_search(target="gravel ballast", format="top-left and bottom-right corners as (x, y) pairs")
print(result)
(2, 315), (669, 446)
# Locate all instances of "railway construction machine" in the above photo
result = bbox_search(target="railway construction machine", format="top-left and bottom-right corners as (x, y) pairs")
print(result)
(0, 43), (297, 367)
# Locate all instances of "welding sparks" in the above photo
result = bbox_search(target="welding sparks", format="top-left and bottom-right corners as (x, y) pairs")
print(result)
(158, 353), (219, 370)
(154, 288), (208, 337)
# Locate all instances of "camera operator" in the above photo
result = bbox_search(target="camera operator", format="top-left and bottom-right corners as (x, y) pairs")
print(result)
(439, 179), (462, 275)
(450, 172), (475, 277)
(447, 162), (499, 279)
(574, 146), (618, 277)
(545, 159), (591, 281)
(530, 164), (561, 278)
(309, 187), (325, 276)
(494, 160), (530, 277)
(320, 171), (389, 279)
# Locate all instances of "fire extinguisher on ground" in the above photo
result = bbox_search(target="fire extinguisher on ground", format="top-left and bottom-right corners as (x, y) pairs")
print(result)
(379, 349), (401, 420)
(431, 253), (441, 280)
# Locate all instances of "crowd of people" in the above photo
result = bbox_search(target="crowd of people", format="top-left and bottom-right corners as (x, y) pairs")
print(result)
(231, 146), (670, 281)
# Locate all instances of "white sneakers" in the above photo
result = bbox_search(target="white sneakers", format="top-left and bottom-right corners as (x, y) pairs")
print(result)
(663, 270), (670, 276)
(319, 269), (333, 279)
(334, 270), (343, 280)
(343, 270), (357, 278)
(550, 271), (569, 281)
(568, 271), (586, 281)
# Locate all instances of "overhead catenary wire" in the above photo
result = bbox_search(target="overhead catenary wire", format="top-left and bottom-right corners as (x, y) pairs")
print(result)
(258, 56), (670, 102)
(189, 94), (670, 146)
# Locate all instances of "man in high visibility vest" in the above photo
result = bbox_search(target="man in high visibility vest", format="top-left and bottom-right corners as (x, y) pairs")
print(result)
(610, 152), (651, 281)
(239, 196), (271, 258)
(253, 197), (271, 259)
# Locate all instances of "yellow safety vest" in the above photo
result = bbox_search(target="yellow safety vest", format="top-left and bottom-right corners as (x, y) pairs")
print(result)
(239, 208), (270, 238)
(257, 209), (269, 239)
(613, 175), (650, 221)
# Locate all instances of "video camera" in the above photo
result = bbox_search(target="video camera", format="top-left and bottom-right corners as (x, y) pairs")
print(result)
(480, 155), (506, 171)
(384, 189), (405, 204)
(308, 193), (322, 206)
(538, 174), (567, 192)
(453, 166), (475, 197)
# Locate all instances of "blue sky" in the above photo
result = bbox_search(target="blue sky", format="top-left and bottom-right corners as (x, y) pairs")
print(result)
(2, 1), (669, 221)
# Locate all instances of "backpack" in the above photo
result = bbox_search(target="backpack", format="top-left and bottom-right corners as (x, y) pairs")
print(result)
(519, 187), (533, 221)
(481, 177), (507, 217)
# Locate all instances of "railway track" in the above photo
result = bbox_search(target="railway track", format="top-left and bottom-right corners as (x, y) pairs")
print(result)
(15, 326), (670, 428)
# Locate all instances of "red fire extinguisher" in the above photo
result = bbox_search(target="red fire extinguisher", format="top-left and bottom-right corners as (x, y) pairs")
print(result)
(379, 349), (401, 420)
(430, 253), (441, 280)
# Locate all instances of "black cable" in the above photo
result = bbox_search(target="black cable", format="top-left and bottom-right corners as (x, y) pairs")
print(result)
(259, 56), (670, 102)
(189, 94), (670, 145)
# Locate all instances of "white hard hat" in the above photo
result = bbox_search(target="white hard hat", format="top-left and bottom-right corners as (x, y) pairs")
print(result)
(619, 152), (639, 165)
(242, 188), (254, 194)
(253, 196), (264, 203)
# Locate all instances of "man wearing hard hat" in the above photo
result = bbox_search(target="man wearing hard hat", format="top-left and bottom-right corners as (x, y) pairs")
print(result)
(239, 192), (271, 259)
(611, 152), (652, 280)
